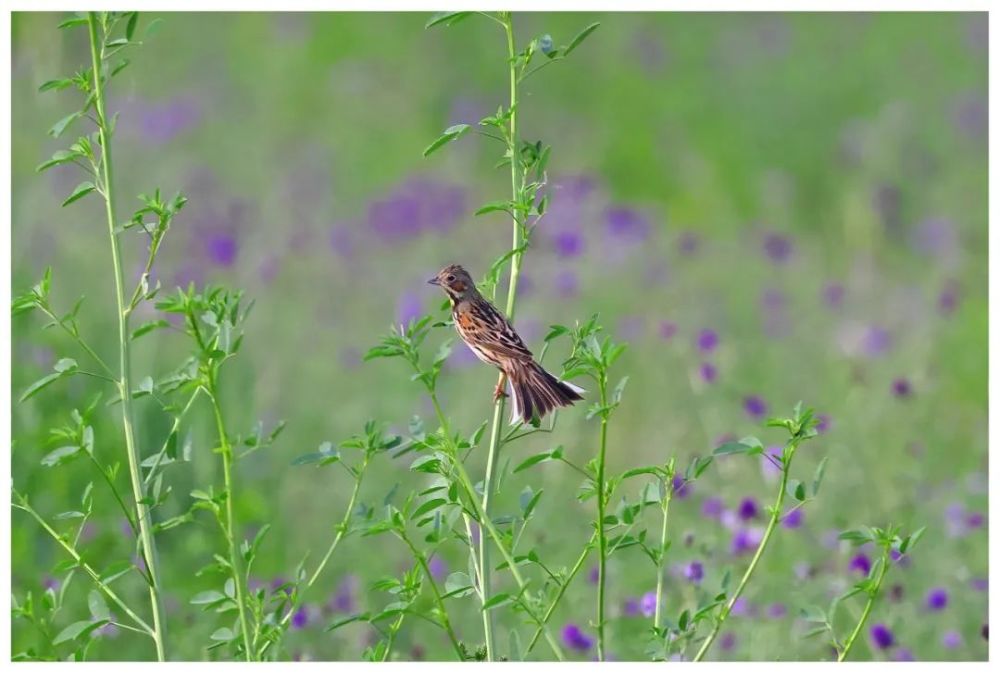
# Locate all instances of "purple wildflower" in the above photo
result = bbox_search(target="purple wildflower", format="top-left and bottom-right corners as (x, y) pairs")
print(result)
(291, 605), (309, 629)
(588, 565), (599, 585)
(870, 624), (895, 649)
(970, 577), (988, 592)
(762, 232), (793, 263)
(622, 597), (641, 617)
(766, 602), (787, 619)
(701, 497), (724, 520)
(428, 556), (447, 581)
(326, 575), (357, 614)
(815, 414), (832, 434)
(737, 497), (759, 521)
(849, 553), (871, 575)
(938, 280), (961, 315)
(731, 528), (763, 556)
(760, 446), (783, 481)
(888, 584), (904, 602)
(658, 321), (677, 340)
(696, 328), (719, 354)
(684, 562), (704, 583)
(719, 632), (737, 651)
(396, 290), (423, 327)
(552, 229), (584, 258)
(891, 377), (912, 398)
(640, 591), (657, 618)
(822, 282), (845, 309)
(861, 326), (892, 358)
(561, 624), (593, 652)
(672, 474), (691, 499)
(782, 508), (804, 529)
(206, 231), (238, 267)
(42, 576), (60, 591)
(699, 362), (717, 384)
(925, 587), (949, 611)
(743, 395), (768, 420)
(605, 206), (651, 244)
(892, 648), (915, 662)
(942, 630), (962, 649)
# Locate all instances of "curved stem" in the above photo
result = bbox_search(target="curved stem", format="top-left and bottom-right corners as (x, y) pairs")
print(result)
(399, 532), (465, 660)
(207, 387), (253, 661)
(838, 547), (890, 662)
(595, 375), (609, 661)
(38, 305), (114, 377)
(525, 533), (595, 655)
(87, 13), (166, 661)
(693, 446), (797, 661)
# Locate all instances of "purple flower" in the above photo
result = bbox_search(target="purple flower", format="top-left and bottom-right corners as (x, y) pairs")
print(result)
(782, 508), (804, 529)
(861, 326), (892, 358)
(684, 562), (704, 583)
(938, 280), (961, 315)
(730, 597), (755, 617)
(428, 556), (447, 581)
(552, 229), (584, 258)
(870, 624), (895, 649)
(126, 95), (202, 144)
(888, 583), (905, 602)
(743, 395), (768, 420)
(553, 269), (579, 299)
(822, 282), (845, 309)
(891, 377), (913, 398)
(942, 630), (963, 649)
(605, 206), (651, 244)
(588, 565), (600, 584)
(849, 553), (871, 575)
(766, 602), (787, 619)
(326, 575), (357, 614)
(367, 178), (465, 244)
(701, 497), (724, 520)
(970, 577), (988, 592)
(730, 528), (763, 556)
(699, 362), (717, 384)
(658, 321), (677, 340)
(622, 597), (641, 617)
(291, 605), (309, 629)
(719, 632), (737, 651)
(760, 446), (783, 481)
(396, 290), (423, 327)
(640, 591), (657, 618)
(42, 575), (60, 591)
(737, 497), (759, 521)
(329, 225), (355, 258)
(696, 328), (719, 354)
(815, 414), (832, 434)
(925, 587), (949, 611)
(671, 474), (691, 499)
(206, 232), (237, 267)
(892, 647), (915, 661)
(762, 232), (793, 263)
(561, 624), (593, 652)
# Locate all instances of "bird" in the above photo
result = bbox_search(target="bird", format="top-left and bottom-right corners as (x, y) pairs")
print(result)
(428, 263), (585, 424)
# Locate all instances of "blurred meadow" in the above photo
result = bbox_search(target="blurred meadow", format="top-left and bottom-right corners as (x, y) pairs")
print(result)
(10, 11), (988, 661)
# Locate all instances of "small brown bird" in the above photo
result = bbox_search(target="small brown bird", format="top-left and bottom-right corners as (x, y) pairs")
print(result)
(429, 264), (585, 424)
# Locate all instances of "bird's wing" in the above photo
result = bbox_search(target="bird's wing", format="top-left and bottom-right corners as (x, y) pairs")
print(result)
(457, 300), (534, 361)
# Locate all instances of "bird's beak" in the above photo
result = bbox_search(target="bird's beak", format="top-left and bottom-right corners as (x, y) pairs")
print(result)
(427, 277), (440, 286)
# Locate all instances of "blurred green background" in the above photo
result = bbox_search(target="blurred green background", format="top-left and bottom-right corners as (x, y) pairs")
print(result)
(11, 12), (988, 661)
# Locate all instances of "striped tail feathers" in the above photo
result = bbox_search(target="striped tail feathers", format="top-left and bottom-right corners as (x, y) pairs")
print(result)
(507, 360), (586, 425)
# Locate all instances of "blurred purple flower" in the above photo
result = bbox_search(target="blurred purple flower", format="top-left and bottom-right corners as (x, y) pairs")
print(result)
(605, 206), (651, 244)
(766, 603), (787, 619)
(684, 562), (704, 583)
(939, 280), (962, 315)
(760, 446), (783, 481)
(588, 565), (599, 585)
(327, 575), (357, 614)
(291, 605), (309, 629)
(743, 395), (768, 420)
(862, 326), (892, 357)
(822, 282), (845, 309)
(888, 583), (905, 602)
(699, 362), (717, 384)
(206, 232), (237, 267)
(552, 229), (584, 258)
(696, 328), (719, 354)
(329, 225), (355, 258)
(368, 178), (465, 244)
(925, 587), (949, 611)
(396, 290), (423, 327)
(561, 624), (593, 652)
(659, 321), (678, 340)
(870, 624), (895, 649)
(737, 497), (759, 521)
(677, 231), (700, 256)
(952, 93), (987, 138)
(970, 577), (988, 592)
(701, 497), (724, 520)
(42, 575), (60, 591)
(782, 508), (804, 529)
(617, 315), (645, 341)
(849, 553), (871, 575)
(942, 630), (963, 649)
(719, 632), (737, 651)
(640, 591), (657, 618)
(730, 597), (756, 617)
(553, 269), (579, 299)
(428, 556), (447, 581)
(124, 95), (202, 144)
(762, 232), (793, 263)
(622, 597), (641, 617)
(672, 474), (691, 499)
(911, 217), (958, 258)
(815, 414), (832, 434)
(891, 377), (912, 398)
(731, 528), (763, 556)
(892, 647), (915, 661)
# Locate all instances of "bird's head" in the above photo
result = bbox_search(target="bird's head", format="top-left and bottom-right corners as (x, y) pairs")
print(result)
(428, 264), (476, 302)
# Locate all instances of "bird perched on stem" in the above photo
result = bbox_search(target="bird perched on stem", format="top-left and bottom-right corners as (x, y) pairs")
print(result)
(429, 263), (584, 424)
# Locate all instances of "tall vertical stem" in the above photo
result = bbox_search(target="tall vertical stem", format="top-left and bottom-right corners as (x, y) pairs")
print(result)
(87, 12), (166, 661)
(478, 11), (522, 662)
(653, 485), (673, 631)
(837, 547), (890, 661)
(595, 374), (609, 661)
(208, 388), (253, 661)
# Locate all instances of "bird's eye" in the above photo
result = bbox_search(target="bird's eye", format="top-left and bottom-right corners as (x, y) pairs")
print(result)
(446, 274), (455, 282)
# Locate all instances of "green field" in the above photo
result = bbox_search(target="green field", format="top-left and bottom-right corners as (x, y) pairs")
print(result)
(10, 12), (988, 661)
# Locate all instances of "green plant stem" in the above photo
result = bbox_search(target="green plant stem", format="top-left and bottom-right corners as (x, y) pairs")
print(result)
(37, 305), (114, 377)
(399, 532), (465, 660)
(525, 534), (595, 654)
(653, 484), (673, 630)
(693, 445), (797, 662)
(838, 547), (890, 662)
(207, 388), (253, 661)
(87, 13), (166, 661)
(477, 12), (525, 662)
(595, 374), (609, 661)
(14, 496), (154, 637)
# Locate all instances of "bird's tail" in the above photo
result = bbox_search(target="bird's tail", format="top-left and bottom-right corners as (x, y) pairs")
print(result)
(506, 360), (585, 425)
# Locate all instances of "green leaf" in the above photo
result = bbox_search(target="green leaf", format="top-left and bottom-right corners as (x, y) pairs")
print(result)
(564, 22), (600, 55)
(901, 525), (926, 553)
(41, 445), (83, 468)
(20, 371), (67, 403)
(57, 16), (89, 30)
(811, 456), (829, 496)
(790, 479), (806, 501)
(125, 12), (139, 40)
(210, 627), (235, 641)
(474, 201), (513, 216)
(482, 592), (513, 611)
(53, 619), (108, 644)
(62, 182), (96, 207)
(713, 441), (753, 456)
(49, 112), (80, 138)
(412, 498), (447, 519)
(799, 605), (826, 623)
(88, 590), (110, 621)
(190, 590), (226, 605)
(443, 572), (475, 599)
(423, 124), (470, 157)
(39, 79), (74, 92)
(513, 450), (556, 473)
(425, 11), (472, 29)
(131, 319), (170, 340)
